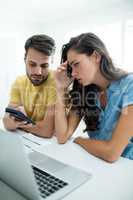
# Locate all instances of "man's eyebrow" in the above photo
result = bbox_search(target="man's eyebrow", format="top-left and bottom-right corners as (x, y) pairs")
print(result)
(27, 60), (49, 66)
(40, 63), (49, 68)
(28, 60), (36, 63)
(41, 63), (49, 66)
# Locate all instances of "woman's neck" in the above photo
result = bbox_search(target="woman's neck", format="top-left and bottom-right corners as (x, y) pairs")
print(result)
(93, 73), (111, 91)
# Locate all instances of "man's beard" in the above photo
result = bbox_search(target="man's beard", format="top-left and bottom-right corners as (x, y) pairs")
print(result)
(27, 73), (48, 86)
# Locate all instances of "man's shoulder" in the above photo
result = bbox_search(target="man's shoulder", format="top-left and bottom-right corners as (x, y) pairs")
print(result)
(12, 75), (31, 91)
(48, 70), (55, 78)
(46, 70), (55, 85)
(14, 74), (28, 83)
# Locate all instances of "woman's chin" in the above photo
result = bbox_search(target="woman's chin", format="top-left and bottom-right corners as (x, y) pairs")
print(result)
(77, 79), (92, 86)
(82, 81), (92, 86)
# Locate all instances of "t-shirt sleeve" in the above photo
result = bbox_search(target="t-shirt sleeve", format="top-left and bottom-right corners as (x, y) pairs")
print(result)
(46, 84), (57, 106)
(121, 78), (133, 108)
(9, 78), (21, 104)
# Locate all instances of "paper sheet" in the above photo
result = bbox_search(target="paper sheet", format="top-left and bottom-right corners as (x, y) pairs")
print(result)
(16, 130), (53, 152)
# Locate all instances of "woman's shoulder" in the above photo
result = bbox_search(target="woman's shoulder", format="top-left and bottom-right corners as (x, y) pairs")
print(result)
(117, 73), (133, 95)
(119, 73), (133, 87)
(108, 73), (133, 93)
(121, 73), (133, 81)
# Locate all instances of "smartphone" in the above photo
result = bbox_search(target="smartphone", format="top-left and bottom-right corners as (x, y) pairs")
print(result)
(5, 107), (35, 125)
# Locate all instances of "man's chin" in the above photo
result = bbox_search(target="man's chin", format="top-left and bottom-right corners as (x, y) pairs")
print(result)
(30, 79), (45, 86)
(27, 74), (49, 86)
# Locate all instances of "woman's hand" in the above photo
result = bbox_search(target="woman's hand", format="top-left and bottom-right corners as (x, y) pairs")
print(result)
(73, 137), (83, 144)
(54, 61), (72, 91)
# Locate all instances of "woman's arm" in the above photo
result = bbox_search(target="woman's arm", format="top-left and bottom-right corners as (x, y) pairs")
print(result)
(74, 105), (133, 163)
(54, 62), (81, 143)
(55, 88), (81, 143)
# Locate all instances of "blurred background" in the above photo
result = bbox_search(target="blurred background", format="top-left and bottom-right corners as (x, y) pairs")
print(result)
(0, 0), (133, 118)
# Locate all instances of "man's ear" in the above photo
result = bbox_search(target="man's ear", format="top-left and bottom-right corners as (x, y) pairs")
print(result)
(93, 50), (101, 64)
(24, 53), (27, 63)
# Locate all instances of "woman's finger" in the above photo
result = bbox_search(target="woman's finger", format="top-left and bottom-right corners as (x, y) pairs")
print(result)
(61, 61), (68, 67)
(57, 66), (67, 72)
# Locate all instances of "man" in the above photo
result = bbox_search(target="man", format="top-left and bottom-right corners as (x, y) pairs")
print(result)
(3, 34), (56, 138)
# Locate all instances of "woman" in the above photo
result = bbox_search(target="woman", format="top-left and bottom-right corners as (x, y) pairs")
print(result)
(54, 32), (133, 162)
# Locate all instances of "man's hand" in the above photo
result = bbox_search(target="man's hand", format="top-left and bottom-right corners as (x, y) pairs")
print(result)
(17, 123), (35, 133)
(3, 114), (28, 131)
(14, 106), (27, 116)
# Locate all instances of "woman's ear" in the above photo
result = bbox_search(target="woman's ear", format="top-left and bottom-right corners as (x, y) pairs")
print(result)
(93, 50), (101, 64)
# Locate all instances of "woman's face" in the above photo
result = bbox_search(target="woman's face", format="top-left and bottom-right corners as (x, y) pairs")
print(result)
(67, 49), (100, 86)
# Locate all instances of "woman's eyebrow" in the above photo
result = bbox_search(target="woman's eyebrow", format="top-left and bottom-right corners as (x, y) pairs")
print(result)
(69, 60), (77, 66)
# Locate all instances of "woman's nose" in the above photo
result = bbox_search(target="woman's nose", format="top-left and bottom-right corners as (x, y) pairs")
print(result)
(71, 67), (78, 78)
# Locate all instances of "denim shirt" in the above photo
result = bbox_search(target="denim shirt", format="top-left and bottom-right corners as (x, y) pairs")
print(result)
(88, 74), (133, 160)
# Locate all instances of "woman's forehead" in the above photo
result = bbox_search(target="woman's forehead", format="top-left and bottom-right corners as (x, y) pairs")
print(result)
(67, 50), (89, 64)
(67, 50), (82, 60)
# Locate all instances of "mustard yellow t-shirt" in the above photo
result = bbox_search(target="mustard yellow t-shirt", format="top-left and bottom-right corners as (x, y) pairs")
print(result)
(9, 71), (56, 122)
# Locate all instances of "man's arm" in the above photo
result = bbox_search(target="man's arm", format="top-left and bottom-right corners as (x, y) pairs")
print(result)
(74, 105), (133, 163)
(17, 105), (55, 138)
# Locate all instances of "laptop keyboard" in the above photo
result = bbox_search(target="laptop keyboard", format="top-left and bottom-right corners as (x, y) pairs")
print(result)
(32, 166), (68, 199)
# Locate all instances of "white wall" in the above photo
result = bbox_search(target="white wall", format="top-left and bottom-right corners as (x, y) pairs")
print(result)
(38, 8), (133, 69)
(0, 0), (133, 118)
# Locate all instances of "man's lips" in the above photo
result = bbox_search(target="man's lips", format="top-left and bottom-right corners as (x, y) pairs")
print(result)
(31, 76), (42, 80)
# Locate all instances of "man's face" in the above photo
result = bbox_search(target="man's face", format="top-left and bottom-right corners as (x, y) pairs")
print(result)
(25, 48), (50, 86)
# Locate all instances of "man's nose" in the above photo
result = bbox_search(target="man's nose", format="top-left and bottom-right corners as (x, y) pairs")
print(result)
(34, 66), (42, 75)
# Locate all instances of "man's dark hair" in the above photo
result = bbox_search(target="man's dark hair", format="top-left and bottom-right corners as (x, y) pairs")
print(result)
(24, 34), (55, 58)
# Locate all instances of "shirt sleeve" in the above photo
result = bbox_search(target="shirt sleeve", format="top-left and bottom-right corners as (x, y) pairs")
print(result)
(46, 84), (57, 107)
(121, 78), (133, 108)
(9, 78), (21, 104)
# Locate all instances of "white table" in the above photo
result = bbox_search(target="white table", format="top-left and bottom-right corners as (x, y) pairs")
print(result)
(0, 120), (133, 200)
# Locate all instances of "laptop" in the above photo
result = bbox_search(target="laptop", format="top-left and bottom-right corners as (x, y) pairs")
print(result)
(0, 130), (91, 200)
